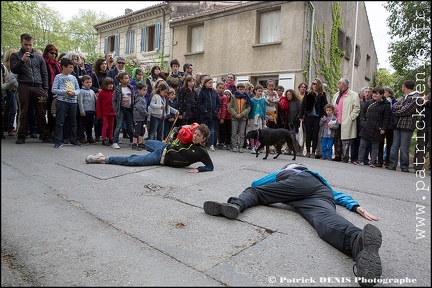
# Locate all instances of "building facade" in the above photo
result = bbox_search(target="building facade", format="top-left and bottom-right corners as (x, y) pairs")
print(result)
(94, 1), (378, 96)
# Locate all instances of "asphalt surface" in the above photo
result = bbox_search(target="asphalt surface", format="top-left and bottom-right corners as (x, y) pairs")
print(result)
(1, 135), (431, 287)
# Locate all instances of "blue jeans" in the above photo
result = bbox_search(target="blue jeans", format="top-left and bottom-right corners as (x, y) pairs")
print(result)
(106, 140), (167, 166)
(149, 115), (164, 141)
(55, 101), (78, 142)
(201, 117), (216, 146)
(321, 137), (334, 159)
(389, 128), (413, 169)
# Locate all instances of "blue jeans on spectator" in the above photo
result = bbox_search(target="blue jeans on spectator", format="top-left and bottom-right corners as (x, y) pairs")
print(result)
(106, 140), (166, 166)
(321, 137), (334, 159)
(55, 101), (78, 142)
(149, 115), (164, 141)
(389, 128), (413, 170)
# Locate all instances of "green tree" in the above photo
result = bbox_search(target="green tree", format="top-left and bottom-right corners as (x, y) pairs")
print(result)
(385, 1), (431, 73)
(1, 1), (38, 53)
(373, 68), (394, 88)
(65, 9), (110, 57)
(1, 1), (110, 61)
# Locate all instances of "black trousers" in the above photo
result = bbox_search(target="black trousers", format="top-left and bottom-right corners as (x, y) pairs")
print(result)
(228, 172), (362, 258)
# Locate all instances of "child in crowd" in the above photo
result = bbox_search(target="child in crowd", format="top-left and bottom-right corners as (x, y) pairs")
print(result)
(129, 67), (145, 95)
(319, 103), (339, 160)
(96, 77), (116, 146)
(52, 58), (81, 148)
(164, 87), (179, 140)
(178, 75), (198, 125)
(131, 82), (149, 150)
(247, 84), (266, 154)
(196, 76), (221, 151)
(218, 88), (232, 150)
(228, 82), (251, 153)
(149, 82), (178, 141)
(112, 72), (135, 149)
(78, 75), (97, 144)
(263, 79), (279, 129)
(214, 82), (225, 149)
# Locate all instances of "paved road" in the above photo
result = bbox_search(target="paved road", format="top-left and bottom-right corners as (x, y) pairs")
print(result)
(1, 136), (430, 287)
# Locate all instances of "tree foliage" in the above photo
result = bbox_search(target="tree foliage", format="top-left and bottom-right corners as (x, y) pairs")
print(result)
(373, 68), (394, 88)
(385, 1), (431, 73)
(1, 1), (110, 66)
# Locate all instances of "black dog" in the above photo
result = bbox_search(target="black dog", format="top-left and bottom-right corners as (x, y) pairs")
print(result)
(245, 128), (297, 160)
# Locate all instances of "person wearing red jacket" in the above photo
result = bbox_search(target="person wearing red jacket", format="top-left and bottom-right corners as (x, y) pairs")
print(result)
(96, 77), (115, 146)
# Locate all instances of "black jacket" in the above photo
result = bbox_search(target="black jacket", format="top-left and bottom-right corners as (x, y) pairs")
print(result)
(196, 87), (221, 121)
(359, 97), (391, 142)
(299, 91), (328, 118)
(10, 48), (48, 90)
(165, 142), (214, 172)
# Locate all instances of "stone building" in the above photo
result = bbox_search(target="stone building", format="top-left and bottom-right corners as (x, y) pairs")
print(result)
(94, 1), (378, 95)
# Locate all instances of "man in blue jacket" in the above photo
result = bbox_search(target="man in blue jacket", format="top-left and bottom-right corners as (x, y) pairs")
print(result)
(204, 163), (382, 287)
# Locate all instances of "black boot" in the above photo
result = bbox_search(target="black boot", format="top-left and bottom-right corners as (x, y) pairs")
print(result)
(203, 201), (240, 219)
(353, 224), (382, 287)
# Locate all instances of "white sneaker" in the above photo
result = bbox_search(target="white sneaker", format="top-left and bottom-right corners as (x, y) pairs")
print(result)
(210, 145), (215, 151)
(250, 147), (256, 154)
(111, 143), (120, 149)
(86, 152), (104, 164)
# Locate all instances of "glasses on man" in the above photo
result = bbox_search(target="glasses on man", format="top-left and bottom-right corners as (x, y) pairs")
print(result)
(117, 62), (126, 65)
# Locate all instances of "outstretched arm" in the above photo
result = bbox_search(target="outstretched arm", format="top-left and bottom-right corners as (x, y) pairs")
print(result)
(333, 191), (378, 221)
(355, 206), (378, 221)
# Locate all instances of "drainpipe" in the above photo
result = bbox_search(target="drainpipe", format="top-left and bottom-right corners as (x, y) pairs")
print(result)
(351, 1), (359, 87)
(162, 8), (166, 63)
(308, 1), (315, 87)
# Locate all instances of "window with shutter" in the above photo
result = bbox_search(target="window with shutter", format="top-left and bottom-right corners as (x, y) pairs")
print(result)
(114, 34), (120, 56)
(126, 29), (135, 54)
(259, 10), (280, 44)
(141, 27), (147, 52)
(191, 25), (204, 53)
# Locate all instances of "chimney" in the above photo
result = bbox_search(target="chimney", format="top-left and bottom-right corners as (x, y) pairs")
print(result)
(125, 8), (133, 14)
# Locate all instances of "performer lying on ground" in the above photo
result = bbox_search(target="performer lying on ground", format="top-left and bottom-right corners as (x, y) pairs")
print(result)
(86, 123), (214, 173)
(204, 163), (382, 287)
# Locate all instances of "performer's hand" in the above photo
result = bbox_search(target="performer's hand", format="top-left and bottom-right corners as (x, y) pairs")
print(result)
(356, 207), (378, 221)
(187, 168), (199, 173)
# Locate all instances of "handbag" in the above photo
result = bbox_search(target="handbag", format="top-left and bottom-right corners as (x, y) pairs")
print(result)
(296, 121), (304, 147)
